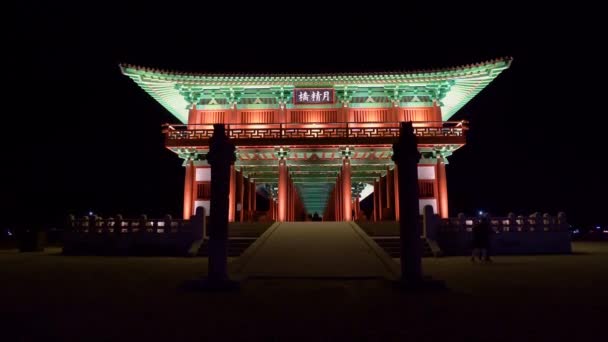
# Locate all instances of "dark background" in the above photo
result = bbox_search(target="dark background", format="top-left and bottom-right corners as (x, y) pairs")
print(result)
(3, 1), (605, 230)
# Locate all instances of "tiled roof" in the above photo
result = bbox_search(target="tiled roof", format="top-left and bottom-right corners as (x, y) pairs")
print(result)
(120, 58), (512, 123)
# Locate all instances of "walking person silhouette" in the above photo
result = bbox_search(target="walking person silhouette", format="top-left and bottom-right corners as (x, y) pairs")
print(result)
(472, 215), (493, 262)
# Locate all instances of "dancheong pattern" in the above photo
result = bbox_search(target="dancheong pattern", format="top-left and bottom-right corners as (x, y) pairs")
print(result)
(165, 122), (465, 142)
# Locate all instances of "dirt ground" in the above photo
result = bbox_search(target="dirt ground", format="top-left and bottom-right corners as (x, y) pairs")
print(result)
(1, 242), (606, 341)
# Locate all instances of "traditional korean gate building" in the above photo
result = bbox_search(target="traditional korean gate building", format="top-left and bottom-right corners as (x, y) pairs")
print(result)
(121, 58), (511, 222)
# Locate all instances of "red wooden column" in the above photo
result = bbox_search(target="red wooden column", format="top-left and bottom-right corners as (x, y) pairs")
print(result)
(278, 159), (287, 222)
(238, 172), (245, 222)
(270, 198), (274, 220)
(240, 176), (246, 221)
(437, 157), (449, 218)
(191, 167), (199, 215)
(377, 176), (384, 221)
(228, 165), (236, 222)
(386, 167), (394, 212)
(286, 177), (290, 221)
(288, 175), (293, 221)
(292, 179), (296, 221)
(288, 177), (293, 221)
(253, 183), (257, 213)
(342, 157), (352, 221)
(231, 103), (238, 123)
(385, 166), (395, 220)
(391, 101), (399, 121)
(335, 174), (339, 221)
(335, 182), (339, 221)
(373, 180), (379, 222)
(325, 188), (332, 221)
(271, 198), (276, 221)
(249, 181), (256, 221)
(183, 160), (195, 219)
(393, 164), (400, 221)
(295, 187), (302, 221)
(336, 174), (342, 221)
(329, 186), (336, 221)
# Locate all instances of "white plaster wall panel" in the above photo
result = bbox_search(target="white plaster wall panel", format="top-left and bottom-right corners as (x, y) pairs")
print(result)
(195, 168), (211, 182)
(193, 200), (210, 216)
(418, 199), (437, 214)
(417, 166), (436, 180)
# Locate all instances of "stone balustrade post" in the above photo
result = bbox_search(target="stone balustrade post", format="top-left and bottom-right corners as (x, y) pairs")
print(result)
(115, 214), (124, 232)
(67, 214), (76, 232)
(507, 212), (516, 226)
(87, 215), (97, 232)
(107, 217), (115, 233)
(191, 207), (205, 240)
(487, 214), (495, 232)
(140, 214), (148, 233)
(457, 213), (466, 231)
(164, 214), (173, 233)
(529, 212), (542, 231)
(81, 216), (90, 232)
(557, 212), (568, 231)
(422, 204), (437, 240)
(543, 213), (552, 231)
(517, 215), (525, 231)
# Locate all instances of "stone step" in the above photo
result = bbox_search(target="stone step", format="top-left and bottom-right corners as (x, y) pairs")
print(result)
(372, 237), (434, 257)
(197, 238), (257, 257)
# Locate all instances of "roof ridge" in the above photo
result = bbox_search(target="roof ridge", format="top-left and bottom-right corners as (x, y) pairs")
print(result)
(119, 57), (513, 77)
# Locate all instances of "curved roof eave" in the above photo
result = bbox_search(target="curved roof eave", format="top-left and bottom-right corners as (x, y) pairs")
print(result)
(120, 57), (512, 123)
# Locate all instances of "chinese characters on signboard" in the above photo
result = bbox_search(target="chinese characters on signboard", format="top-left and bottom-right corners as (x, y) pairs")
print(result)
(293, 88), (334, 104)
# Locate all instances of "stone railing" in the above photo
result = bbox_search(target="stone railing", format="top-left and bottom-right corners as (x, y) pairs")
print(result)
(64, 210), (207, 256)
(435, 212), (571, 255)
(163, 121), (467, 146)
(440, 212), (569, 233)
(67, 214), (191, 234)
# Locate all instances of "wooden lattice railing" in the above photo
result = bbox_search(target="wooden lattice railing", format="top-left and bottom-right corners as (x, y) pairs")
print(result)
(162, 121), (467, 142)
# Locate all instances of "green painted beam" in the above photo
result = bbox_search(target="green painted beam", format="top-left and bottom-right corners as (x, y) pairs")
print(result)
(237, 159), (394, 167)
(121, 58), (512, 123)
(293, 180), (337, 184)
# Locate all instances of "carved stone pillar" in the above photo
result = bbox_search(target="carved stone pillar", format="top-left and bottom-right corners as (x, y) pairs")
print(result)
(392, 122), (423, 284)
(202, 124), (238, 290)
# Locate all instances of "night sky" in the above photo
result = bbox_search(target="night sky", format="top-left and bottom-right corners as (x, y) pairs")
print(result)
(4, 2), (605, 229)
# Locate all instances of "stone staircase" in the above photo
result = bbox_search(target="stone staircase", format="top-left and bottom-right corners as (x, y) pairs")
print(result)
(198, 237), (258, 256)
(197, 222), (273, 257)
(372, 237), (435, 257)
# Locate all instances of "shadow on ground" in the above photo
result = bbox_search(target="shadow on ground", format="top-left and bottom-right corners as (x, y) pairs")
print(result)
(1, 242), (606, 340)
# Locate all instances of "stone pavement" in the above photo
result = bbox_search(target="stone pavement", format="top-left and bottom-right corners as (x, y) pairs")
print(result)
(230, 222), (399, 279)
